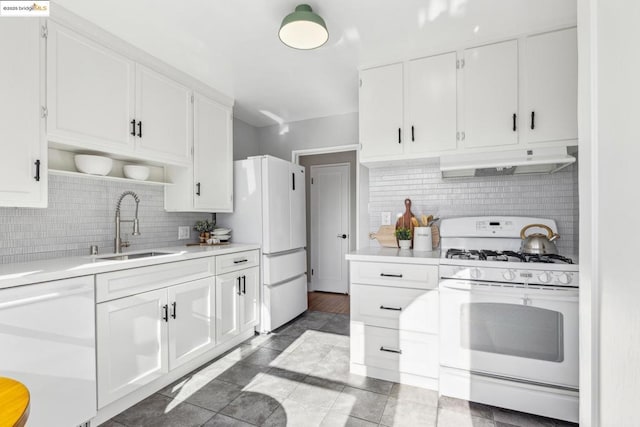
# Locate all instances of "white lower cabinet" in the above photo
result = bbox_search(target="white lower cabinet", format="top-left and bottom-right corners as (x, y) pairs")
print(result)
(216, 266), (259, 345)
(349, 260), (439, 390)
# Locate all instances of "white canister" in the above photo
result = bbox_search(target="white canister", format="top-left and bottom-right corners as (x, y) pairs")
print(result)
(413, 227), (433, 252)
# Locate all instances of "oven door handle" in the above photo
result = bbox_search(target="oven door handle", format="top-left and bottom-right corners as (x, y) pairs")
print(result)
(439, 280), (579, 300)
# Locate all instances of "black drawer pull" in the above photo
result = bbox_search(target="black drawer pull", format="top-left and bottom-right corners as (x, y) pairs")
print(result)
(380, 273), (403, 278)
(162, 304), (169, 322)
(34, 159), (41, 182)
(171, 301), (177, 319)
(530, 111), (535, 130)
(242, 275), (246, 294)
(237, 276), (242, 295)
(196, 182), (201, 196)
(398, 128), (402, 144)
(233, 259), (248, 264)
(380, 346), (402, 354)
(380, 305), (402, 311)
(137, 120), (143, 138)
(512, 113), (517, 132)
(130, 119), (136, 136)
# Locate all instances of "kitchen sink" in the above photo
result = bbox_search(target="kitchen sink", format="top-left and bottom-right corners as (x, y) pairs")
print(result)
(97, 251), (175, 261)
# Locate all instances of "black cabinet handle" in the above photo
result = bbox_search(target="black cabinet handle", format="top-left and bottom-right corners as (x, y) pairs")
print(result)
(34, 159), (40, 182)
(380, 305), (402, 311)
(237, 276), (242, 295)
(292, 173), (295, 190)
(398, 128), (402, 144)
(242, 275), (246, 294)
(171, 301), (177, 319)
(512, 114), (517, 132)
(380, 346), (402, 354)
(411, 126), (415, 142)
(530, 111), (535, 130)
(233, 259), (248, 264)
(137, 121), (143, 138)
(130, 119), (136, 136)
(162, 304), (169, 322)
(380, 273), (403, 278)
(196, 182), (201, 196)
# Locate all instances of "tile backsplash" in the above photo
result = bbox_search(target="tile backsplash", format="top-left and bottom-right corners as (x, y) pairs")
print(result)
(0, 174), (210, 264)
(368, 158), (579, 255)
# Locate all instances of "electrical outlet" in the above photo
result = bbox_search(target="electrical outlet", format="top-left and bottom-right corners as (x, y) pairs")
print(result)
(381, 212), (391, 225)
(178, 226), (190, 240)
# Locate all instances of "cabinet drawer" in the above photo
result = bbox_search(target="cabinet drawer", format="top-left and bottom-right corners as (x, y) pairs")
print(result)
(96, 258), (214, 302)
(351, 284), (438, 334)
(216, 250), (259, 275)
(350, 261), (438, 290)
(351, 323), (438, 379)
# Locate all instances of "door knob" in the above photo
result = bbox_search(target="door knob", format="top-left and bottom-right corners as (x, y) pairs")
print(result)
(337, 234), (347, 239)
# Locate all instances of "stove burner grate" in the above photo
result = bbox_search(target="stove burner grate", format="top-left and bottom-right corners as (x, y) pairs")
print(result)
(445, 249), (573, 264)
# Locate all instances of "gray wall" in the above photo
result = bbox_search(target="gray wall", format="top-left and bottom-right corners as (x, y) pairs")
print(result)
(299, 151), (358, 285)
(0, 174), (209, 264)
(368, 159), (579, 255)
(233, 118), (260, 160)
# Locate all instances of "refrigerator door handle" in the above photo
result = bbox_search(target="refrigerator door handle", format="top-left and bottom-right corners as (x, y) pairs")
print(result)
(292, 172), (295, 191)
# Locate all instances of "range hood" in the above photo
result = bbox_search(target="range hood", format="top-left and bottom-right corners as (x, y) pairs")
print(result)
(440, 146), (576, 179)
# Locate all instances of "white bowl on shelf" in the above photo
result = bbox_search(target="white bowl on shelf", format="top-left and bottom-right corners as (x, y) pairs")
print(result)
(74, 154), (113, 176)
(123, 165), (150, 181)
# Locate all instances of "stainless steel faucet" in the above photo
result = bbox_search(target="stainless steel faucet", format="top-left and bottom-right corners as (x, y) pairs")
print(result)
(114, 191), (141, 253)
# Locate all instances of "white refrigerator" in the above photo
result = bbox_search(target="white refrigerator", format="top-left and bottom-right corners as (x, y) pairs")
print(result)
(219, 155), (307, 333)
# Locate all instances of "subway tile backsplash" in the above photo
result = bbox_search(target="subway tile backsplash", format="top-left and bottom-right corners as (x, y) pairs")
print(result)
(0, 174), (210, 264)
(368, 158), (579, 255)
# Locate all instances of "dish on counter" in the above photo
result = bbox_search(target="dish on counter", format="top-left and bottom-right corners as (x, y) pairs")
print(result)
(212, 228), (231, 235)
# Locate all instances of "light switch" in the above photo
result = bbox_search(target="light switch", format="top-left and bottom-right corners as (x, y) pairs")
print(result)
(178, 226), (190, 239)
(381, 212), (391, 225)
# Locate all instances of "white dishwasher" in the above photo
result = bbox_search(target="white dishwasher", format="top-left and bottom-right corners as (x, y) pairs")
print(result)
(0, 276), (96, 427)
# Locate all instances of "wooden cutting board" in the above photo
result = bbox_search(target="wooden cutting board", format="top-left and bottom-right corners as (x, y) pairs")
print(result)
(369, 225), (397, 248)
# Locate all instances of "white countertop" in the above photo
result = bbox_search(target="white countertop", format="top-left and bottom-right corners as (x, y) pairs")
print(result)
(0, 243), (260, 290)
(346, 247), (441, 265)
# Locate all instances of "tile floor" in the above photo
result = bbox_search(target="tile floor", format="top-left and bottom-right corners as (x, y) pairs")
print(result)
(104, 311), (578, 427)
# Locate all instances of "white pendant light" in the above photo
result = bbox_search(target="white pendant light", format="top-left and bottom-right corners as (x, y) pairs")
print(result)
(279, 4), (329, 50)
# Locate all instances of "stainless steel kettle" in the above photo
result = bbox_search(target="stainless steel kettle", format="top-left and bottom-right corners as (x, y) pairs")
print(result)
(520, 224), (559, 255)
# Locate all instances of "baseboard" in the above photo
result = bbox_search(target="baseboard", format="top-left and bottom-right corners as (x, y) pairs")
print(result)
(350, 362), (438, 391)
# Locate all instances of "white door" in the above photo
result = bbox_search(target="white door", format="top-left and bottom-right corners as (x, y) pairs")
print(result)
(46, 21), (135, 152)
(522, 28), (578, 144)
(407, 52), (458, 153)
(97, 288), (168, 408)
(135, 64), (192, 165)
(239, 267), (259, 332)
(290, 164), (307, 250)
(310, 164), (350, 293)
(194, 93), (233, 212)
(359, 63), (404, 160)
(463, 40), (519, 148)
(167, 277), (215, 370)
(263, 157), (291, 253)
(216, 271), (240, 344)
(0, 18), (47, 208)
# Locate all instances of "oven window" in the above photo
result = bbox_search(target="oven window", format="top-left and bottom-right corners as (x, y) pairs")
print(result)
(460, 303), (564, 362)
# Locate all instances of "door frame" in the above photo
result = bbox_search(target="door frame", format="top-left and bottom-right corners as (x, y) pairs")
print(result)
(309, 162), (351, 293)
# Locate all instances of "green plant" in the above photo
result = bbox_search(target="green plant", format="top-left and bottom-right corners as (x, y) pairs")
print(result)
(395, 227), (411, 240)
(194, 220), (213, 233)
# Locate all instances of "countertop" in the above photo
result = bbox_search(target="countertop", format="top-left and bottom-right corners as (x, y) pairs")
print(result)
(0, 243), (260, 290)
(346, 247), (441, 265)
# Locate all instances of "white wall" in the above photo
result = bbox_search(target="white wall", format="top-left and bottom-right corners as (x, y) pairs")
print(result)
(233, 118), (260, 160)
(255, 112), (358, 161)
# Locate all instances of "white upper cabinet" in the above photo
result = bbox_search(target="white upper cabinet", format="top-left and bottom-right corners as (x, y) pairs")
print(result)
(359, 63), (404, 160)
(406, 52), (458, 154)
(47, 21), (135, 153)
(0, 18), (47, 208)
(463, 40), (519, 149)
(522, 28), (578, 144)
(135, 65), (192, 164)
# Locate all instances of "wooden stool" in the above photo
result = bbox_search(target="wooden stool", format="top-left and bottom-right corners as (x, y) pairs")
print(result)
(0, 377), (29, 427)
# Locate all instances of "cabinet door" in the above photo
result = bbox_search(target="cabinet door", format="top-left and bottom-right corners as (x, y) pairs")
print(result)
(97, 288), (168, 408)
(290, 164), (306, 249)
(359, 63), (404, 159)
(167, 277), (215, 370)
(407, 52), (458, 153)
(463, 40), (518, 148)
(46, 21), (135, 152)
(263, 157), (291, 253)
(194, 93), (233, 212)
(216, 271), (241, 344)
(239, 267), (259, 332)
(522, 28), (578, 144)
(0, 18), (46, 207)
(135, 65), (192, 165)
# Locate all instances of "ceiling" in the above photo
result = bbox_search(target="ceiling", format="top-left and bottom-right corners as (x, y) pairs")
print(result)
(54, 0), (577, 127)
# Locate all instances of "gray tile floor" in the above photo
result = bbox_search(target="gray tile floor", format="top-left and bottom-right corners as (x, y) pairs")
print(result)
(104, 311), (578, 427)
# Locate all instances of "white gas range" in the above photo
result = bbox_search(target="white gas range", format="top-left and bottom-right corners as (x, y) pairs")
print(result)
(437, 217), (579, 423)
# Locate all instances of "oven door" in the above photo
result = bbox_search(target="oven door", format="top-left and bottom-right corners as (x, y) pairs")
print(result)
(439, 279), (579, 389)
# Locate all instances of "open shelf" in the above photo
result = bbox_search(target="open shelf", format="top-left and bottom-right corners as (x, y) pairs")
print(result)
(48, 169), (172, 186)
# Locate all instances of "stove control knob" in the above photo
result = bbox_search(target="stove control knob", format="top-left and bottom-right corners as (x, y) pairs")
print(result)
(558, 273), (573, 285)
(538, 272), (552, 284)
(503, 270), (516, 281)
(470, 268), (482, 279)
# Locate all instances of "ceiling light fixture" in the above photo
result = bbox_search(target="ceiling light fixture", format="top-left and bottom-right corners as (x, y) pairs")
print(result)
(279, 4), (329, 50)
